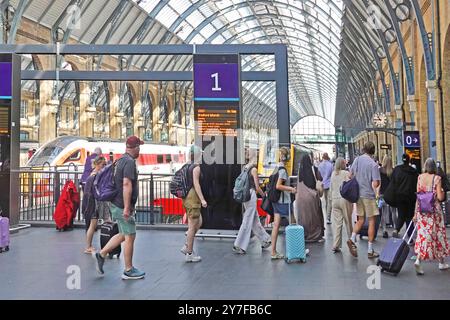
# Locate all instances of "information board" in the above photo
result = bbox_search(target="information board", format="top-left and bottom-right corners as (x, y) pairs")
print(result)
(0, 54), (20, 225)
(195, 105), (239, 137)
(193, 54), (242, 230)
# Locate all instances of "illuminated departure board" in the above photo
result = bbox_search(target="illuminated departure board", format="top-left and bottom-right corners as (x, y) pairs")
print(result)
(196, 106), (239, 137)
(193, 54), (242, 230)
(0, 106), (9, 134)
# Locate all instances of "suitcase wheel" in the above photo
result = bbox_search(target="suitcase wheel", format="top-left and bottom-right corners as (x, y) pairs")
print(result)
(5, 246), (9, 252)
(285, 259), (292, 264)
(301, 258), (306, 263)
(108, 253), (114, 259)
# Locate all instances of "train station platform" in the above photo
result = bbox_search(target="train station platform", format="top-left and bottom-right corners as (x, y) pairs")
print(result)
(1, 226), (449, 300)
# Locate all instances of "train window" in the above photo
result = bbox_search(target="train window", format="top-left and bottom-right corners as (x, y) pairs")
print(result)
(157, 155), (164, 164)
(166, 154), (172, 163)
(173, 154), (179, 162)
(65, 150), (81, 163)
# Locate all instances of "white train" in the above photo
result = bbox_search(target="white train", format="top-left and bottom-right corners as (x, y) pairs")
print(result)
(26, 136), (189, 175)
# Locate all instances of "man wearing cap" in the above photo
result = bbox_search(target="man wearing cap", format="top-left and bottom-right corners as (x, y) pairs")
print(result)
(94, 136), (145, 280)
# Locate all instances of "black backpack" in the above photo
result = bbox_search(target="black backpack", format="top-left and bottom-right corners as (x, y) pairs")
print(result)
(170, 164), (195, 199)
(267, 167), (286, 202)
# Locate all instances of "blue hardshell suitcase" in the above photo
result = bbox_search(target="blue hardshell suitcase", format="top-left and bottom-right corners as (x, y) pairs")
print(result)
(285, 224), (306, 263)
(377, 222), (416, 275)
(285, 201), (306, 263)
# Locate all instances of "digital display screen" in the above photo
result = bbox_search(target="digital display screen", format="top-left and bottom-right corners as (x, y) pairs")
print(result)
(0, 62), (12, 100)
(195, 106), (239, 137)
(0, 106), (9, 135)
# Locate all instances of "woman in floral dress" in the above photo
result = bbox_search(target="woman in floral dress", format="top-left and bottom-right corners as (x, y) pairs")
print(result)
(413, 158), (450, 275)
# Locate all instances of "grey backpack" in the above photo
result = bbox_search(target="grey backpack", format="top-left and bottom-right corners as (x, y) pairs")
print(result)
(233, 166), (254, 203)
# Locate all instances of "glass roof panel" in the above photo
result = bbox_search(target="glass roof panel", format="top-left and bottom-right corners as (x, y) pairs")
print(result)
(134, 0), (347, 125)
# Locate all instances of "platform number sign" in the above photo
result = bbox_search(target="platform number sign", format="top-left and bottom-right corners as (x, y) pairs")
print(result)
(404, 131), (420, 149)
(193, 55), (240, 102)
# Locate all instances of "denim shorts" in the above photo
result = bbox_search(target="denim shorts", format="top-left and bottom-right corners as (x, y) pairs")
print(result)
(272, 203), (291, 216)
(110, 203), (136, 235)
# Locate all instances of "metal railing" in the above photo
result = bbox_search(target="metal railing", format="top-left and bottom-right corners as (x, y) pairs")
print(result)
(17, 166), (287, 226)
(18, 168), (185, 225)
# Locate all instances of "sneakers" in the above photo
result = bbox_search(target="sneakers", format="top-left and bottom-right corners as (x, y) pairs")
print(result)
(185, 252), (202, 263)
(94, 252), (105, 275)
(392, 230), (399, 238)
(367, 250), (380, 259)
(438, 263), (449, 271)
(271, 252), (285, 260)
(261, 241), (271, 249)
(180, 244), (188, 255)
(415, 261), (424, 275)
(232, 246), (246, 254)
(327, 219), (332, 225)
(122, 267), (145, 280)
(347, 239), (358, 257)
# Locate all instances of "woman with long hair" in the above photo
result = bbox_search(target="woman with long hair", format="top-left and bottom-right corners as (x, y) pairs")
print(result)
(82, 156), (108, 254)
(413, 158), (449, 275)
(329, 157), (352, 253)
(379, 155), (394, 238)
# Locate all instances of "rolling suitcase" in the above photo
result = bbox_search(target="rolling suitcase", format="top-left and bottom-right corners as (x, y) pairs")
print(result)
(445, 197), (450, 227)
(100, 221), (121, 259)
(377, 222), (416, 276)
(0, 215), (10, 253)
(285, 202), (306, 263)
(359, 214), (381, 239)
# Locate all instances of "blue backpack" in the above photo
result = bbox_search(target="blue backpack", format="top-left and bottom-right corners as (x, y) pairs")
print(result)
(93, 160), (119, 201)
(340, 178), (359, 203)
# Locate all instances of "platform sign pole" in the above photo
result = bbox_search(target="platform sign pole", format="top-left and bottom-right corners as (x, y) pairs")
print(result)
(193, 54), (242, 231)
(0, 53), (21, 226)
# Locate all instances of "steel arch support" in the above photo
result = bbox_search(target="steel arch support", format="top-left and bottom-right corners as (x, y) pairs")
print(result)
(382, 0), (415, 96)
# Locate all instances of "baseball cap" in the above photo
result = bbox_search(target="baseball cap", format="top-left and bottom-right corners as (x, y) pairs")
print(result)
(126, 136), (144, 148)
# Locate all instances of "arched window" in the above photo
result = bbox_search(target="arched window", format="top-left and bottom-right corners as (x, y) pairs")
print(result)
(292, 116), (335, 136)
(143, 91), (153, 141)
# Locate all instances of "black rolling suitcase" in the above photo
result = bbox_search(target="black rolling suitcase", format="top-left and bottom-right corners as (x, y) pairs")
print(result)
(377, 222), (416, 275)
(444, 197), (450, 227)
(359, 214), (381, 239)
(100, 221), (121, 259)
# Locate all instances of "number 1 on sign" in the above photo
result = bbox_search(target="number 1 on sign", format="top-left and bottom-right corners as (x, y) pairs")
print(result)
(211, 73), (222, 92)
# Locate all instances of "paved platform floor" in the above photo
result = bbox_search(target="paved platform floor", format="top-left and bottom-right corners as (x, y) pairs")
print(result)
(1, 225), (449, 300)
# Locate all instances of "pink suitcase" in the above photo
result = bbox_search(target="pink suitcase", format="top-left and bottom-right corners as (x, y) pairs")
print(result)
(0, 216), (10, 252)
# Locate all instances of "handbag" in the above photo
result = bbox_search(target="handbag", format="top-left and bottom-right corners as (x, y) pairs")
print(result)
(261, 195), (274, 215)
(312, 166), (324, 197)
(417, 175), (436, 214)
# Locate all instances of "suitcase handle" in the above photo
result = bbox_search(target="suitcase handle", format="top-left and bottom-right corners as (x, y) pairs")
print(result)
(402, 221), (417, 244)
(288, 177), (297, 226)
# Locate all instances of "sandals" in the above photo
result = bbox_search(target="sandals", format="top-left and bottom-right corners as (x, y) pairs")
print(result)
(271, 252), (285, 260)
(84, 247), (96, 254)
(347, 239), (358, 257)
